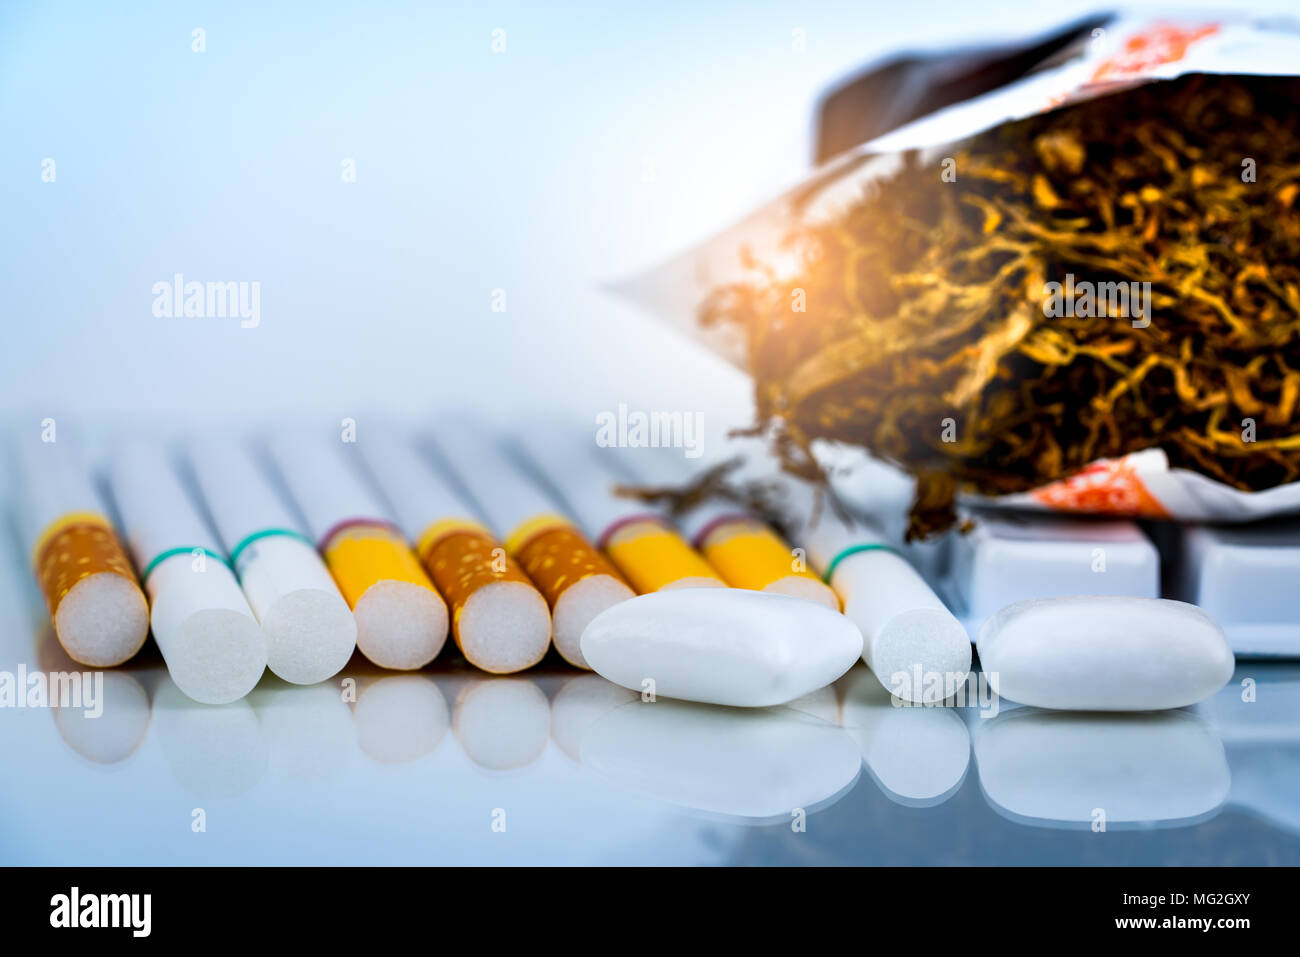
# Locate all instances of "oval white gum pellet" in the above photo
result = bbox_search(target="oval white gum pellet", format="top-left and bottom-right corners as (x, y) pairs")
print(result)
(580, 589), (863, 708)
(977, 596), (1235, 711)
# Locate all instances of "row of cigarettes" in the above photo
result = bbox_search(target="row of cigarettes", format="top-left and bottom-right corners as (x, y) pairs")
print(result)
(19, 422), (959, 705)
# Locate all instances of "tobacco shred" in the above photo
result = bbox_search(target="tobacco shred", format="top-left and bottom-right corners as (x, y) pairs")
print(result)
(701, 75), (1300, 538)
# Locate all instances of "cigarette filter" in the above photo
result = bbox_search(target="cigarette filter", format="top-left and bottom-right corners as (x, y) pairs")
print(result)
(359, 430), (550, 674)
(107, 442), (267, 705)
(616, 448), (839, 608)
(430, 423), (634, 669)
(266, 432), (447, 670)
(515, 432), (725, 593)
(17, 440), (149, 667)
(188, 437), (357, 685)
(791, 484), (971, 704)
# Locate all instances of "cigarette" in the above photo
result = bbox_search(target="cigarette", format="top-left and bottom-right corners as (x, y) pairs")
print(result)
(429, 423), (634, 669)
(615, 448), (839, 609)
(782, 477), (972, 705)
(265, 432), (447, 671)
(804, 509), (970, 701)
(106, 442), (267, 705)
(187, 437), (357, 685)
(356, 430), (550, 674)
(514, 431), (725, 593)
(15, 439), (149, 667)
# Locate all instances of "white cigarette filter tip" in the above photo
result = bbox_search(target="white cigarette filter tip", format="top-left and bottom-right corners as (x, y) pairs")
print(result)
(55, 573), (150, 668)
(237, 535), (357, 684)
(552, 574), (638, 669)
(830, 548), (971, 704)
(353, 580), (448, 671)
(148, 558), (268, 705)
(580, 588), (863, 708)
(458, 580), (551, 674)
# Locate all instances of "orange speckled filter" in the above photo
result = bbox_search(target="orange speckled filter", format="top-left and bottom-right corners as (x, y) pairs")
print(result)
(697, 516), (823, 591)
(32, 511), (149, 665)
(418, 517), (537, 650)
(505, 514), (629, 607)
(321, 519), (437, 608)
(600, 516), (724, 593)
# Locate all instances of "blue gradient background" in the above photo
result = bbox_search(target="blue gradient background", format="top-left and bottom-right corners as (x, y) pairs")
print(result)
(8, 1), (1280, 429)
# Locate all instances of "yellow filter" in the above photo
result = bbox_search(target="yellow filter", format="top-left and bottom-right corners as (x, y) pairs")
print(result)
(603, 518), (724, 594)
(322, 521), (436, 609)
(700, 517), (824, 591)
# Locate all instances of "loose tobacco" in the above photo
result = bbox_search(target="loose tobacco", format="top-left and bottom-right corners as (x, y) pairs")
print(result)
(701, 74), (1300, 538)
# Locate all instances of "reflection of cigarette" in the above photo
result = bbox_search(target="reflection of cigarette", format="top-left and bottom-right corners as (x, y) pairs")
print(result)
(266, 433), (447, 671)
(153, 678), (268, 798)
(615, 448), (839, 608)
(516, 432), (724, 592)
(107, 443), (267, 705)
(17, 440), (148, 667)
(451, 676), (551, 771)
(431, 423), (633, 669)
(358, 430), (550, 674)
(840, 667), (969, 807)
(38, 629), (150, 765)
(188, 437), (356, 685)
(354, 675), (448, 764)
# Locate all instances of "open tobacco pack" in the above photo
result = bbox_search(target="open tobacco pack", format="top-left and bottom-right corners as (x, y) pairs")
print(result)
(625, 14), (1300, 538)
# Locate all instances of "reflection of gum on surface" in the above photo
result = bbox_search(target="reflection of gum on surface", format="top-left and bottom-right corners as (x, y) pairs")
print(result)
(603, 519), (723, 594)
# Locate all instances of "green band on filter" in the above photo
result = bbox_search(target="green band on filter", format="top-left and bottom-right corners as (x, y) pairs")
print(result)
(228, 527), (315, 568)
(822, 542), (899, 582)
(141, 546), (231, 582)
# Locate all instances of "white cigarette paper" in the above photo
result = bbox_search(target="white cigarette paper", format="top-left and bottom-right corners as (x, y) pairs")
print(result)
(358, 429), (551, 674)
(265, 431), (446, 670)
(514, 429), (648, 539)
(430, 419), (635, 668)
(107, 442), (267, 705)
(797, 498), (971, 704)
(188, 437), (356, 685)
